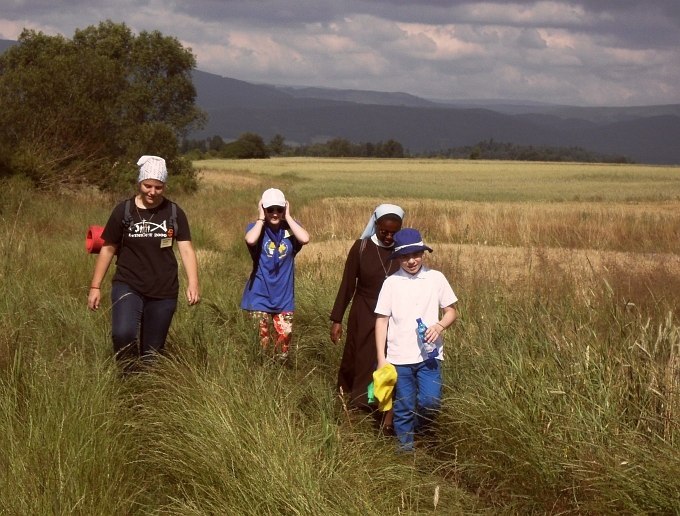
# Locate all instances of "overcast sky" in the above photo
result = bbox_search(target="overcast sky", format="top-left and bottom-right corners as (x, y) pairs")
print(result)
(2, 0), (679, 106)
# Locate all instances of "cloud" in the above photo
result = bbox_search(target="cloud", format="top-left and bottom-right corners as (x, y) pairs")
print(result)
(0, 0), (678, 106)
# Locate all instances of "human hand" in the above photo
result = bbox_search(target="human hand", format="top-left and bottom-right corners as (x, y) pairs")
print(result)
(257, 200), (265, 220)
(186, 286), (201, 306)
(425, 323), (443, 343)
(330, 322), (343, 343)
(88, 288), (101, 311)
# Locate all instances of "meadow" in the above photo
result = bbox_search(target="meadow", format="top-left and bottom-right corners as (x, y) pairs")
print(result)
(1, 157), (679, 514)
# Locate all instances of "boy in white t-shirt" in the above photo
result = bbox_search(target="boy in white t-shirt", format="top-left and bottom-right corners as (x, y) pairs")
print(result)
(375, 228), (458, 452)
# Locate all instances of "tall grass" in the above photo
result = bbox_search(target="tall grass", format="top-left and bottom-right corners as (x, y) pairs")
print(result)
(1, 160), (679, 513)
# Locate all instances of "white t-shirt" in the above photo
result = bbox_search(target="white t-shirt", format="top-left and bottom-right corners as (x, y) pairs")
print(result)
(375, 265), (457, 365)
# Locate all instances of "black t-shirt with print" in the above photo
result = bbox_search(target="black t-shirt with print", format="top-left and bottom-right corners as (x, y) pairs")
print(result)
(101, 197), (191, 299)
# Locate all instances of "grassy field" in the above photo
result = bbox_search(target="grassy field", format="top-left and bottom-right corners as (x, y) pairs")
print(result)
(1, 158), (679, 514)
(197, 157), (680, 202)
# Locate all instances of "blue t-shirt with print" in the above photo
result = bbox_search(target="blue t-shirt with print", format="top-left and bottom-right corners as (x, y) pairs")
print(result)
(240, 221), (303, 312)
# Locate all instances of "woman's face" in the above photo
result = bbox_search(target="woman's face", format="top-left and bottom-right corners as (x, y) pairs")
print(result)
(376, 217), (402, 246)
(138, 179), (165, 207)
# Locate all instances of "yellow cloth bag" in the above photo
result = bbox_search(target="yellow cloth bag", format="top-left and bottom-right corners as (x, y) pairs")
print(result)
(372, 363), (397, 412)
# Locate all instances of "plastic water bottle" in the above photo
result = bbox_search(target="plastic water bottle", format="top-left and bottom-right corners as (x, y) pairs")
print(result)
(416, 318), (438, 358)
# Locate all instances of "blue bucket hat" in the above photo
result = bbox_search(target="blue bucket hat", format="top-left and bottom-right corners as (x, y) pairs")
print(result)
(388, 228), (433, 260)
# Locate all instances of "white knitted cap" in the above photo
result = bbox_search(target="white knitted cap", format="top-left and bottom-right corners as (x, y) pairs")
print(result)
(137, 155), (168, 183)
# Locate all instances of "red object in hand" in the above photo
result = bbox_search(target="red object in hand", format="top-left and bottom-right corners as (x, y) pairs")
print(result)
(86, 226), (105, 254)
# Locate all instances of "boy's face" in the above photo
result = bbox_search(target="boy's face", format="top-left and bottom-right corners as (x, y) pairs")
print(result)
(399, 251), (424, 275)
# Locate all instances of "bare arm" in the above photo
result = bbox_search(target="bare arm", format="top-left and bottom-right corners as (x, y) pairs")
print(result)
(375, 315), (389, 369)
(87, 243), (118, 311)
(177, 240), (200, 305)
(424, 304), (457, 342)
(245, 201), (267, 246)
(283, 201), (310, 245)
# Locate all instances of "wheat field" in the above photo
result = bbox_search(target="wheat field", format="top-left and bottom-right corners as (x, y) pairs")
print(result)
(1, 158), (679, 514)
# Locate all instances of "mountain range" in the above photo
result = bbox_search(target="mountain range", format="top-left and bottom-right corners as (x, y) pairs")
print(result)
(191, 70), (680, 164)
(1, 39), (678, 164)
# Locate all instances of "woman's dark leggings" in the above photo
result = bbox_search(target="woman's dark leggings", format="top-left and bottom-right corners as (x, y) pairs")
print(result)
(111, 282), (177, 367)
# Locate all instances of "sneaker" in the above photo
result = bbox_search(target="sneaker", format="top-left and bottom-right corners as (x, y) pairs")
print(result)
(396, 442), (415, 454)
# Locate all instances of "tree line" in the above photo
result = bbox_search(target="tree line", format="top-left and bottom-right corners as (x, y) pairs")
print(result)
(181, 134), (407, 159)
(427, 139), (634, 163)
(182, 134), (633, 163)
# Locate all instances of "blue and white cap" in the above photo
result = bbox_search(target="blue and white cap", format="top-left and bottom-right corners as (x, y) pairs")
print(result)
(388, 228), (433, 260)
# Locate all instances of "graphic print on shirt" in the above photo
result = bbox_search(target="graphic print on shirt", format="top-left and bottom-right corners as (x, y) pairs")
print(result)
(128, 218), (171, 239)
(265, 238), (289, 259)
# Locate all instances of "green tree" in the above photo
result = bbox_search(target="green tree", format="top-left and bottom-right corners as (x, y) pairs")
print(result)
(208, 135), (225, 152)
(377, 139), (405, 158)
(0, 20), (205, 190)
(327, 138), (352, 157)
(221, 133), (270, 159)
(267, 134), (286, 156)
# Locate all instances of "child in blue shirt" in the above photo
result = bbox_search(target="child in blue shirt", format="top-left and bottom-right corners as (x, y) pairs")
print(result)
(241, 188), (310, 360)
(375, 228), (458, 452)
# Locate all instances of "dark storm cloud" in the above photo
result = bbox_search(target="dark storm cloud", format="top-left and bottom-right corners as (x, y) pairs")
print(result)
(1, 0), (678, 105)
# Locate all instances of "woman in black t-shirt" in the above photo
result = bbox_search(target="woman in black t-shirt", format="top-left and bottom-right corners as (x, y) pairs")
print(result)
(88, 155), (200, 370)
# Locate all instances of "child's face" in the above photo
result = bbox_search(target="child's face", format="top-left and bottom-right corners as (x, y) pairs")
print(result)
(399, 251), (424, 275)
(264, 204), (285, 228)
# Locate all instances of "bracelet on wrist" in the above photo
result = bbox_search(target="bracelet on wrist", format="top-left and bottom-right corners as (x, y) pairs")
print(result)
(436, 322), (444, 330)
(257, 218), (265, 222)
(90, 286), (100, 289)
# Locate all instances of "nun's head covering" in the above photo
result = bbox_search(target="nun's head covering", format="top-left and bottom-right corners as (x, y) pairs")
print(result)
(137, 155), (168, 183)
(360, 203), (405, 240)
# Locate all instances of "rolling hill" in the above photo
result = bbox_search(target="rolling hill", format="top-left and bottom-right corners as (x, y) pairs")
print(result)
(191, 70), (680, 164)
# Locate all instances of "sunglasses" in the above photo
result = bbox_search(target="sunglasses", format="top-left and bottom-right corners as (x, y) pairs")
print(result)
(266, 206), (285, 214)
